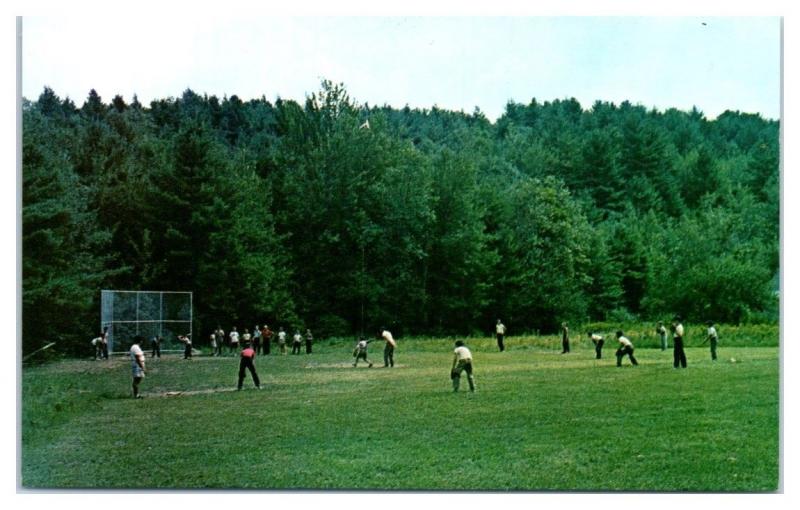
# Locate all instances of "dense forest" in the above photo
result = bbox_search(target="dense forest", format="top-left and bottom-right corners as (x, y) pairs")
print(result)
(22, 81), (780, 356)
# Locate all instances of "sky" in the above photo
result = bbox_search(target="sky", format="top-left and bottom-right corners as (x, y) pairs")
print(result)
(21, 16), (781, 121)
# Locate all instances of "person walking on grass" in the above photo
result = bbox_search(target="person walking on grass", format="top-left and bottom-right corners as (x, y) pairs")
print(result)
(656, 321), (668, 351)
(151, 335), (161, 358)
(278, 327), (287, 355)
(229, 327), (240, 354)
(615, 331), (638, 367)
(237, 342), (261, 390)
(561, 322), (570, 354)
(588, 331), (604, 359)
(292, 330), (303, 355)
(261, 324), (272, 355)
(130, 336), (146, 398)
(352, 337), (373, 368)
(178, 334), (193, 359)
(214, 326), (225, 356)
(380, 328), (397, 367)
(672, 316), (687, 368)
(495, 319), (507, 352)
(305, 329), (314, 354)
(451, 340), (475, 393)
(703, 321), (719, 361)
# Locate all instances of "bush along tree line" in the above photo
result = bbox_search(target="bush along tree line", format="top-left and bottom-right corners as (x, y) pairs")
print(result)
(21, 81), (779, 357)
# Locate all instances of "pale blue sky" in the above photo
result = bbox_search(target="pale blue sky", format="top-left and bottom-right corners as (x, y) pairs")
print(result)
(22, 16), (781, 121)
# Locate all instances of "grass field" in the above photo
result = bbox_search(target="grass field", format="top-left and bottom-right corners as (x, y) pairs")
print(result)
(21, 336), (779, 491)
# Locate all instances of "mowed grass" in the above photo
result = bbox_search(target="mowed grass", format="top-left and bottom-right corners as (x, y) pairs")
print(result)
(21, 337), (779, 491)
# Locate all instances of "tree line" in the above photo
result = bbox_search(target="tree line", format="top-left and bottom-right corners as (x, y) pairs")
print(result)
(21, 81), (779, 356)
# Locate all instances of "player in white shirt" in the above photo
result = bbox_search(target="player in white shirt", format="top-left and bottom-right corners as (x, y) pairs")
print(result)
(229, 327), (240, 354)
(587, 331), (604, 359)
(130, 336), (146, 398)
(292, 331), (303, 355)
(278, 327), (287, 355)
(352, 337), (373, 367)
(656, 321), (668, 351)
(704, 321), (719, 361)
(671, 316), (687, 368)
(451, 340), (475, 392)
(495, 319), (506, 352)
(615, 331), (638, 367)
(380, 329), (397, 367)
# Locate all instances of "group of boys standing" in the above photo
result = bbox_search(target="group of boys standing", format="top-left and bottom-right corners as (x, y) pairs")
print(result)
(208, 325), (314, 357)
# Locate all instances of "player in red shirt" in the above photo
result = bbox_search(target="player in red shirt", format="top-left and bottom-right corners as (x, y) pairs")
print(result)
(237, 342), (261, 390)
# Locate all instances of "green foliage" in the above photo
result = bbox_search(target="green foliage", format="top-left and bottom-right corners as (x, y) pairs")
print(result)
(22, 82), (779, 354)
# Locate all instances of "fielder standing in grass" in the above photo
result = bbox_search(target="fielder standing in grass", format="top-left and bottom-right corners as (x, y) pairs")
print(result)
(656, 321), (668, 351)
(451, 340), (475, 392)
(151, 335), (161, 358)
(561, 322), (570, 354)
(381, 328), (397, 367)
(495, 319), (506, 352)
(237, 342), (261, 390)
(704, 321), (719, 361)
(261, 324), (272, 355)
(588, 331), (604, 359)
(214, 326), (225, 356)
(278, 327), (287, 355)
(352, 337), (373, 368)
(292, 330), (303, 355)
(672, 316), (687, 368)
(229, 327), (240, 354)
(615, 331), (638, 367)
(305, 329), (314, 354)
(130, 336), (146, 398)
(252, 325), (261, 355)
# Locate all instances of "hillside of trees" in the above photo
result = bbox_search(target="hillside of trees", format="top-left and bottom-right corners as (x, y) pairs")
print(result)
(21, 81), (780, 355)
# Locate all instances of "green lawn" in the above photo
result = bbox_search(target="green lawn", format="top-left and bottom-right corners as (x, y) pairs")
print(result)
(21, 338), (779, 490)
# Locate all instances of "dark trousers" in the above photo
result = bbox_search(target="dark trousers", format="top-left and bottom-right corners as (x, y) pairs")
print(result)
(496, 334), (505, 352)
(452, 360), (475, 392)
(354, 351), (371, 366)
(102, 343), (109, 359)
(616, 346), (638, 366)
(673, 337), (687, 368)
(384, 344), (395, 367)
(710, 338), (717, 360)
(292, 341), (301, 354)
(253, 338), (261, 353)
(184, 344), (192, 359)
(151, 341), (161, 358)
(592, 339), (604, 359)
(306, 340), (312, 354)
(263, 338), (271, 355)
(238, 357), (260, 389)
(562, 338), (570, 353)
(215, 338), (224, 356)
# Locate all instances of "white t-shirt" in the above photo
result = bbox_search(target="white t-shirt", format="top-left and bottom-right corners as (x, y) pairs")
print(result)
(293, 333), (302, 343)
(242, 333), (251, 342)
(454, 345), (472, 361)
(130, 344), (145, 373)
(708, 326), (718, 339)
(278, 331), (287, 342)
(618, 336), (633, 348)
(591, 334), (603, 342)
(382, 330), (396, 347)
(674, 324), (684, 337)
(496, 323), (506, 335)
(230, 331), (240, 343)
